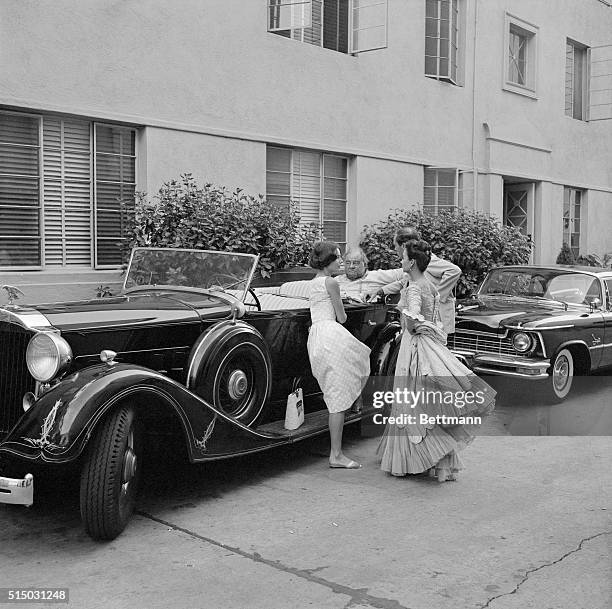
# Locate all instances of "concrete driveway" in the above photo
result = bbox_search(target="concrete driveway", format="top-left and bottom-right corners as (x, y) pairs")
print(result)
(2, 407), (611, 609)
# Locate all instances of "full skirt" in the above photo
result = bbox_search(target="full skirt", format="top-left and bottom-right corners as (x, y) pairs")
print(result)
(377, 330), (495, 476)
(308, 320), (371, 413)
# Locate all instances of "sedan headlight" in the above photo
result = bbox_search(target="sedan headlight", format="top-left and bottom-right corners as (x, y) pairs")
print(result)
(26, 333), (72, 382)
(512, 332), (533, 353)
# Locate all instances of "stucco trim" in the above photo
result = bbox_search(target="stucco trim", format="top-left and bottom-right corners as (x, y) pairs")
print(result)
(0, 96), (474, 171)
(3, 98), (611, 194)
(483, 121), (552, 153)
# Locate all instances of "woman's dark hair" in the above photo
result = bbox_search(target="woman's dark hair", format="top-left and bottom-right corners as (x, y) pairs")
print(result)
(394, 226), (421, 247)
(309, 240), (340, 270)
(404, 239), (432, 272)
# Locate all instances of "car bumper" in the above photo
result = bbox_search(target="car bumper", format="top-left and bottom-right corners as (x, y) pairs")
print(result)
(452, 350), (550, 379)
(0, 473), (34, 506)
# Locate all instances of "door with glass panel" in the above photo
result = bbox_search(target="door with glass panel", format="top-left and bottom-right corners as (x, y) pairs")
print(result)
(503, 183), (534, 262)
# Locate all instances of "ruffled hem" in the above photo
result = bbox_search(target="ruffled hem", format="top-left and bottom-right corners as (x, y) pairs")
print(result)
(377, 424), (468, 476)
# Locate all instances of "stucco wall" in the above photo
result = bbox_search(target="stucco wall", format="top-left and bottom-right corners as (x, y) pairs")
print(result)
(1, 0), (611, 271)
(141, 128), (266, 195)
(585, 190), (612, 257)
(349, 157), (423, 246)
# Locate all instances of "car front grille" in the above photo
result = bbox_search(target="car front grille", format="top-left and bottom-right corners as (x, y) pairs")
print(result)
(0, 322), (35, 436)
(448, 331), (516, 356)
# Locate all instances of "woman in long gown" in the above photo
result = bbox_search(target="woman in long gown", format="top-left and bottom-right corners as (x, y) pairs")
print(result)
(307, 241), (371, 469)
(377, 238), (496, 481)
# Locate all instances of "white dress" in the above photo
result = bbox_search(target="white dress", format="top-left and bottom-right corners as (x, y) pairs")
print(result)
(307, 276), (371, 413)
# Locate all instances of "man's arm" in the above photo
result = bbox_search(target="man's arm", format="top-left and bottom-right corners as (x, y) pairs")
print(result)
(365, 269), (406, 295)
(425, 254), (461, 302)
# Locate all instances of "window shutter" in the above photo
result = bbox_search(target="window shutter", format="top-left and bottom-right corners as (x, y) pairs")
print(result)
(266, 146), (292, 211)
(268, 0), (312, 31)
(322, 154), (347, 246)
(0, 113), (41, 267)
(95, 125), (136, 267)
(42, 118), (92, 266)
(350, 0), (388, 53)
(293, 151), (321, 225)
(588, 44), (612, 121)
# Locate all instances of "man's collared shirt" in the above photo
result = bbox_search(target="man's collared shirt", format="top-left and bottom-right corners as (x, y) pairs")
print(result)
(336, 269), (405, 301)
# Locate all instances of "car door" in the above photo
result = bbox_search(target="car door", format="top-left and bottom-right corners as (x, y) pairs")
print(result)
(601, 278), (612, 368)
(343, 301), (390, 347)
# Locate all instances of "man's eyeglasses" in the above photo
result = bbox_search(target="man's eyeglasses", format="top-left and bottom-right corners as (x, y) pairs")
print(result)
(345, 260), (364, 267)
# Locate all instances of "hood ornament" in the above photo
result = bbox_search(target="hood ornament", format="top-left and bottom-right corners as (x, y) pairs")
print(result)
(1, 285), (25, 306)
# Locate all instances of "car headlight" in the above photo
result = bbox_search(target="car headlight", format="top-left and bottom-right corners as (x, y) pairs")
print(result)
(26, 332), (72, 382)
(512, 332), (533, 353)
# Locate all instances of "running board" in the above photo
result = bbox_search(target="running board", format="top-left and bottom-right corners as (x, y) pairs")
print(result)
(255, 409), (364, 439)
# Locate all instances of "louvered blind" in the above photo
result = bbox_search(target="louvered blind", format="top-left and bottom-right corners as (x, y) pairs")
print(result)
(42, 118), (92, 266)
(293, 151), (321, 225)
(0, 113), (41, 267)
(95, 125), (136, 267)
(266, 146), (347, 248)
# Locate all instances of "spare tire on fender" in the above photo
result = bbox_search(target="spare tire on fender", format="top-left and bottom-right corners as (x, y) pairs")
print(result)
(187, 321), (272, 426)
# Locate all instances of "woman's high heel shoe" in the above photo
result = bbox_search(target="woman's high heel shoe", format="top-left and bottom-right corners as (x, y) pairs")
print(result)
(435, 467), (458, 482)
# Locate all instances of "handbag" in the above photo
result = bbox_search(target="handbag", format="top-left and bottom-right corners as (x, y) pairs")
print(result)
(284, 387), (304, 430)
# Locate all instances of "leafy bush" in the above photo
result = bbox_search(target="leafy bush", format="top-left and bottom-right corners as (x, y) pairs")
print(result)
(556, 242), (576, 265)
(359, 208), (532, 298)
(124, 174), (319, 277)
(576, 252), (612, 268)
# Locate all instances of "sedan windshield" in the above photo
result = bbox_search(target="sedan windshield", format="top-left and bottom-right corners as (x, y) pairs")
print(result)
(479, 268), (602, 306)
(123, 248), (259, 301)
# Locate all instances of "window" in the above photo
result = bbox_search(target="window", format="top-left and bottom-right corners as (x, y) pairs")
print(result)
(267, 0), (387, 54)
(0, 111), (135, 270)
(425, 0), (460, 83)
(565, 40), (588, 120)
(266, 146), (348, 248)
(423, 167), (461, 213)
(503, 14), (538, 96)
(563, 188), (582, 258)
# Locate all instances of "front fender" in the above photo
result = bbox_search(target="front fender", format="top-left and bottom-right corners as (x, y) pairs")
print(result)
(0, 363), (289, 465)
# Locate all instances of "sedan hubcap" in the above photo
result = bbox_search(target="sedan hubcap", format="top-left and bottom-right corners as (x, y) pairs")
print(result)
(228, 369), (248, 400)
(553, 356), (569, 390)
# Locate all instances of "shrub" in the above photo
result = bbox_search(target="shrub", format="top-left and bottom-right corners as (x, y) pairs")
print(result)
(123, 174), (319, 277)
(359, 208), (532, 298)
(575, 252), (612, 268)
(556, 242), (576, 265)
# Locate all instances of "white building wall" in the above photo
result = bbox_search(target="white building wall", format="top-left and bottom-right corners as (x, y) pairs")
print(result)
(1, 0), (611, 272)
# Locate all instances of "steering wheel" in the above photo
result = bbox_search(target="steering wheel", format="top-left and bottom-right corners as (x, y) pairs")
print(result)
(245, 288), (261, 311)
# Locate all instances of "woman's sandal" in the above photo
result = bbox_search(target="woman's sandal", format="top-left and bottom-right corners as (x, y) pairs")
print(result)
(435, 467), (457, 482)
(329, 459), (362, 469)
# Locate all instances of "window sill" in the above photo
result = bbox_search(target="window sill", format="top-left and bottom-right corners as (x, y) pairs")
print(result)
(564, 114), (588, 123)
(502, 82), (538, 99)
(425, 75), (463, 87)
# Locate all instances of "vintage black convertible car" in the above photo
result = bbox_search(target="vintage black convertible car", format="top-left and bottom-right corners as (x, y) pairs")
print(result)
(449, 265), (612, 402)
(0, 248), (399, 540)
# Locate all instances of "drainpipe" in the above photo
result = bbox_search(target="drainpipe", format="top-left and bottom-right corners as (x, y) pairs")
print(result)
(471, 0), (479, 212)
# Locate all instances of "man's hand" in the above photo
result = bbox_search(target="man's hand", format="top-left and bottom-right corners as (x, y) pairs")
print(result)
(364, 289), (384, 303)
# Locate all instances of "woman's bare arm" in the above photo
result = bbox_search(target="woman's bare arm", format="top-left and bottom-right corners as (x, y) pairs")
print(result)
(325, 276), (347, 323)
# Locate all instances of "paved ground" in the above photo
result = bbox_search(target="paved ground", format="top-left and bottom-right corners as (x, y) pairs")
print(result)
(2, 384), (611, 609)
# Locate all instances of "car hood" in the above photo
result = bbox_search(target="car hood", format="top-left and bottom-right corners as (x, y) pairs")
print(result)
(455, 296), (589, 332)
(5, 292), (233, 332)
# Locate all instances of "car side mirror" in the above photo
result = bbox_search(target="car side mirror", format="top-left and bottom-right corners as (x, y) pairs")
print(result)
(589, 298), (602, 312)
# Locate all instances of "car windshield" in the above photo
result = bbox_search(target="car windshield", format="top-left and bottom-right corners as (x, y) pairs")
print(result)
(123, 248), (259, 301)
(479, 268), (602, 306)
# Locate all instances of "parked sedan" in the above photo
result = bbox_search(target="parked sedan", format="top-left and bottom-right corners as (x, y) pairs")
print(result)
(0, 248), (399, 539)
(448, 265), (612, 402)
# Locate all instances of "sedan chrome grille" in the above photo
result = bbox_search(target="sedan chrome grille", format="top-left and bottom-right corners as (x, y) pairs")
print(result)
(0, 322), (34, 436)
(448, 331), (516, 356)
